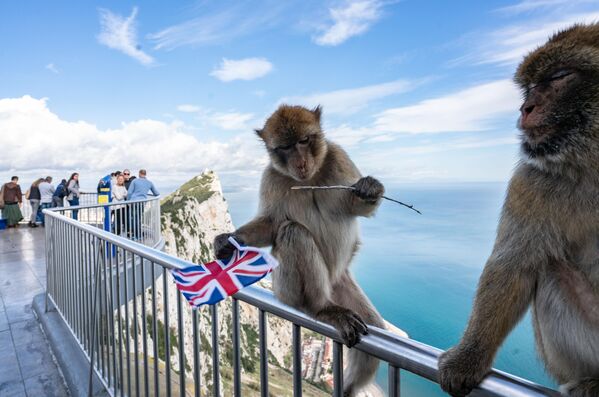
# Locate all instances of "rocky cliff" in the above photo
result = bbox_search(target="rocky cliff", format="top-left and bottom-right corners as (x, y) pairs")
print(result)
(124, 171), (402, 396)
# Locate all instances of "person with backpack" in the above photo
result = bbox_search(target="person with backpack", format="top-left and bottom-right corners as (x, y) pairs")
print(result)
(66, 173), (80, 220)
(52, 179), (68, 207)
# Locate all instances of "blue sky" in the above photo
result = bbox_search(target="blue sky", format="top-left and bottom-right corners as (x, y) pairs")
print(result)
(1, 0), (598, 191)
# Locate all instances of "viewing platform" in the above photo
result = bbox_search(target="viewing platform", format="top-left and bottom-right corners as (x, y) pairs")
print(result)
(0, 196), (561, 397)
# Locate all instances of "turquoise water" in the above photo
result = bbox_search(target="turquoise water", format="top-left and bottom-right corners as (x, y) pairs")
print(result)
(225, 182), (556, 396)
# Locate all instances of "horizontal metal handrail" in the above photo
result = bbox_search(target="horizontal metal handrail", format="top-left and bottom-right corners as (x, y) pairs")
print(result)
(43, 208), (559, 397)
(50, 195), (160, 212)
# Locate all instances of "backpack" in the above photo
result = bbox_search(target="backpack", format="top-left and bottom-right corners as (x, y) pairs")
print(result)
(54, 184), (67, 199)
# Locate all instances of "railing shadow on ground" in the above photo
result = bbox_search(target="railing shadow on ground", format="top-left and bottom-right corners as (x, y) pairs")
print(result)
(42, 199), (560, 397)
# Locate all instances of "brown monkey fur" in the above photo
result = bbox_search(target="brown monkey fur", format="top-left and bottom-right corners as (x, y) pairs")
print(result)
(438, 23), (599, 397)
(214, 105), (386, 396)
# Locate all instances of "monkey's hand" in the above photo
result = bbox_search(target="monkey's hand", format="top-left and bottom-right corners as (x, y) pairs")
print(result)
(352, 176), (384, 204)
(317, 306), (368, 347)
(438, 346), (491, 397)
(213, 233), (244, 260)
(561, 378), (599, 397)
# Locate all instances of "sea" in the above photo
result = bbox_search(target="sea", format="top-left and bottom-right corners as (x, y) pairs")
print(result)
(224, 182), (557, 396)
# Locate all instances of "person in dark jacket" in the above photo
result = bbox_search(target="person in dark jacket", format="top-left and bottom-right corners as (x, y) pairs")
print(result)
(1, 176), (23, 228)
(123, 169), (136, 190)
(28, 178), (44, 227)
(52, 179), (68, 207)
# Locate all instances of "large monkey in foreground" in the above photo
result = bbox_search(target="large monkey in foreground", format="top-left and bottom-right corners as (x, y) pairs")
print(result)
(214, 105), (385, 396)
(439, 23), (599, 397)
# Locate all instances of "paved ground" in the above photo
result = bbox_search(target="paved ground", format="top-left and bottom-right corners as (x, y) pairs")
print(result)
(0, 227), (69, 397)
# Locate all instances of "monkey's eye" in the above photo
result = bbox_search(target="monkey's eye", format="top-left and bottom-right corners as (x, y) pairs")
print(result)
(277, 143), (294, 151)
(548, 69), (574, 81)
(528, 69), (575, 91)
(298, 136), (310, 145)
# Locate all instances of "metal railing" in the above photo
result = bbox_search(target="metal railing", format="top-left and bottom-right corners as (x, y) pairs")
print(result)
(21, 192), (98, 223)
(43, 206), (560, 397)
(51, 196), (162, 248)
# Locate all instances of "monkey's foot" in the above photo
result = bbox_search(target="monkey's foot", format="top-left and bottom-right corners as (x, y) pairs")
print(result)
(438, 347), (490, 397)
(317, 306), (368, 347)
(561, 378), (599, 397)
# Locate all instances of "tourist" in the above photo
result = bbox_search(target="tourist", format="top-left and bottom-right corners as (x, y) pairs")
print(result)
(66, 173), (80, 220)
(39, 176), (55, 226)
(127, 169), (159, 200)
(52, 179), (67, 207)
(28, 178), (44, 227)
(127, 169), (159, 240)
(123, 169), (136, 190)
(1, 177), (23, 228)
(111, 174), (127, 235)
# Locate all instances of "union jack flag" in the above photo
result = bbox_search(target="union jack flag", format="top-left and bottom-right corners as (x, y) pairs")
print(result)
(171, 237), (279, 307)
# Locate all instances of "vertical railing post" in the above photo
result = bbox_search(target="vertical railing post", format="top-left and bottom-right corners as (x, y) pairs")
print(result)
(293, 324), (302, 397)
(211, 304), (220, 397)
(88, 239), (105, 396)
(259, 309), (268, 397)
(389, 364), (401, 397)
(232, 299), (241, 397)
(333, 341), (343, 397)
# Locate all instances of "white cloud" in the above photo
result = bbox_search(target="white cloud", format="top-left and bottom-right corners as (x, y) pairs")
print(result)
(314, 0), (384, 46)
(282, 79), (418, 115)
(208, 112), (255, 130)
(496, 0), (597, 14)
(374, 79), (521, 134)
(148, 4), (287, 51)
(210, 58), (273, 82)
(457, 10), (599, 66)
(176, 104), (255, 131)
(0, 96), (263, 184)
(177, 104), (201, 113)
(45, 63), (59, 74)
(97, 7), (154, 66)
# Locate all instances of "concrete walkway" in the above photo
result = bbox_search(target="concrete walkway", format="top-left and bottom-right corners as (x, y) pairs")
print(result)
(0, 227), (69, 397)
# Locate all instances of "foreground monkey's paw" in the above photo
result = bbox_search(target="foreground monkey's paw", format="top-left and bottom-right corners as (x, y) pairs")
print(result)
(213, 233), (243, 260)
(352, 176), (384, 203)
(561, 378), (599, 397)
(326, 307), (368, 347)
(438, 347), (489, 397)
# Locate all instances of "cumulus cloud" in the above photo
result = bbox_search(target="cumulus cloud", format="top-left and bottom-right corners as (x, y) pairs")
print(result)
(374, 79), (520, 134)
(0, 96), (264, 185)
(210, 58), (273, 82)
(97, 7), (154, 66)
(314, 0), (384, 46)
(282, 79), (418, 115)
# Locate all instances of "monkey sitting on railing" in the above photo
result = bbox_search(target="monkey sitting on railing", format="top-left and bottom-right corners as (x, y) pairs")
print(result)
(214, 105), (385, 397)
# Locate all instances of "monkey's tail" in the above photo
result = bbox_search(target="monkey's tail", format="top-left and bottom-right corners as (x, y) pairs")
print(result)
(343, 348), (380, 397)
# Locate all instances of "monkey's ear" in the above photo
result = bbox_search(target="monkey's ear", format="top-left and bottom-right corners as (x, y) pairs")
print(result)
(255, 128), (264, 139)
(311, 105), (322, 122)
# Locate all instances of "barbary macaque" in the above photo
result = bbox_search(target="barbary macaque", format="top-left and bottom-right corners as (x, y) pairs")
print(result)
(214, 105), (385, 396)
(439, 23), (599, 397)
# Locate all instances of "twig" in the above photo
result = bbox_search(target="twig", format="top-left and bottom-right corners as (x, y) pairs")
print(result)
(291, 185), (422, 214)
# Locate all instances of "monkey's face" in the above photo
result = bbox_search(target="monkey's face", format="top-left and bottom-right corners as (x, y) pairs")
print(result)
(257, 105), (328, 181)
(515, 23), (599, 167)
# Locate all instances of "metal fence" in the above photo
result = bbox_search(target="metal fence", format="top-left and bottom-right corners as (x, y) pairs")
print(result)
(43, 203), (560, 397)
(21, 192), (98, 223)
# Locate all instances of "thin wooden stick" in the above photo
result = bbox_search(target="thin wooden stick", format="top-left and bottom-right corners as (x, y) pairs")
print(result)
(291, 185), (422, 214)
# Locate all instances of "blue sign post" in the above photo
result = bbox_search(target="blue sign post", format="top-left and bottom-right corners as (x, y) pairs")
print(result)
(97, 174), (112, 232)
